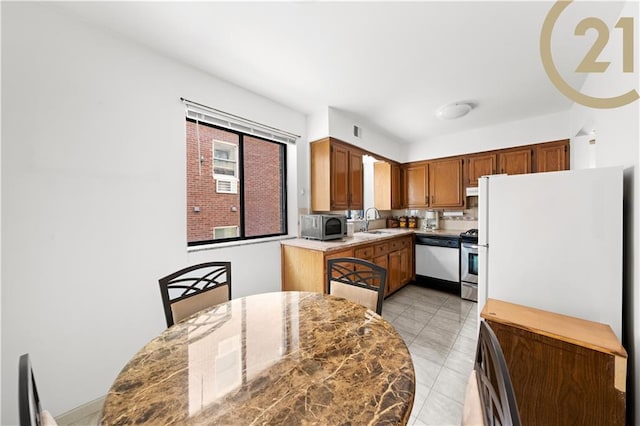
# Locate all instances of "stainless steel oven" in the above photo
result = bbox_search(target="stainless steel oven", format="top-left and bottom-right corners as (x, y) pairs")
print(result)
(460, 230), (479, 301)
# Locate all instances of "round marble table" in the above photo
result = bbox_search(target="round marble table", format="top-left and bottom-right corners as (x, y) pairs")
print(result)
(101, 291), (415, 425)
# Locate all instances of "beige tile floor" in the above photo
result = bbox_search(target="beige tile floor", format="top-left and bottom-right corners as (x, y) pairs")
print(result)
(57, 284), (477, 426)
(382, 284), (478, 426)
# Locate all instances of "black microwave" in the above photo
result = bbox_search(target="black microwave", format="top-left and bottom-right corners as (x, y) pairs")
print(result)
(300, 214), (347, 241)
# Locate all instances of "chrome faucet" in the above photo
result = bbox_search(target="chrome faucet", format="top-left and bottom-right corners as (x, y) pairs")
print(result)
(364, 207), (381, 231)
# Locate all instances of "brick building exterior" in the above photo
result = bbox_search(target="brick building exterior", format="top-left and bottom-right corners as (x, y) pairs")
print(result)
(186, 120), (284, 244)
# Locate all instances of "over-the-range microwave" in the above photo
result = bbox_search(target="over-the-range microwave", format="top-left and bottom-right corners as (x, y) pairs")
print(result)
(300, 214), (347, 241)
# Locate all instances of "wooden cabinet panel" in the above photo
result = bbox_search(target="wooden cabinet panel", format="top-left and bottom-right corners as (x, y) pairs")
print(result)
(391, 164), (403, 209)
(324, 248), (355, 289)
(311, 138), (364, 211)
(349, 149), (364, 210)
(405, 163), (428, 208)
(536, 140), (569, 173)
(498, 147), (533, 175)
(373, 254), (389, 295)
(466, 153), (497, 187)
(387, 236), (413, 296)
(374, 243), (388, 257)
(282, 246), (352, 293)
(428, 158), (463, 207)
(482, 299), (626, 426)
(331, 143), (350, 210)
(310, 139), (331, 212)
(387, 250), (402, 296)
(354, 245), (374, 259)
(374, 162), (403, 210)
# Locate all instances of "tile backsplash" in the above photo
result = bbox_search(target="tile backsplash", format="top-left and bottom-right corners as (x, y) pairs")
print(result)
(302, 204), (479, 233)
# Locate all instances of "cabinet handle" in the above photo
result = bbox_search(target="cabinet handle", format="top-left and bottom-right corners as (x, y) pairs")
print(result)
(431, 195), (434, 204)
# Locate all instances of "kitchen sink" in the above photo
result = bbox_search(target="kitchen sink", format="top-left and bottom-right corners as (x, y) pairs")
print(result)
(365, 230), (388, 234)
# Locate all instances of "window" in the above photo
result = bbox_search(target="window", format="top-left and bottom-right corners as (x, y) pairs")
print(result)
(213, 226), (239, 240)
(186, 118), (288, 246)
(213, 141), (238, 178)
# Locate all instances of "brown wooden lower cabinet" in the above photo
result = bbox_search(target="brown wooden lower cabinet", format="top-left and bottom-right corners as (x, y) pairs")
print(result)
(281, 234), (414, 297)
(481, 299), (627, 426)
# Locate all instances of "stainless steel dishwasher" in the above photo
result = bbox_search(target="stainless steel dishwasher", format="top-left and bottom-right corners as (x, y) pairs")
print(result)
(414, 234), (460, 294)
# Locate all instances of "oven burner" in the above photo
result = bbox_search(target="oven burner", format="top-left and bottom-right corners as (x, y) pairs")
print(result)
(460, 228), (478, 243)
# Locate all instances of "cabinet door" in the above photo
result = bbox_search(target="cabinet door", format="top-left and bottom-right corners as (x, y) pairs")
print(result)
(536, 140), (569, 173)
(466, 153), (497, 186)
(387, 250), (401, 296)
(373, 254), (389, 296)
(401, 246), (411, 285)
(405, 163), (429, 208)
(393, 165), (404, 209)
(391, 164), (402, 209)
(331, 144), (350, 210)
(349, 149), (364, 210)
(374, 162), (391, 210)
(429, 158), (464, 208)
(374, 163), (403, 210)
(498, 148), (532, 175)
(326, 248), (355, 285)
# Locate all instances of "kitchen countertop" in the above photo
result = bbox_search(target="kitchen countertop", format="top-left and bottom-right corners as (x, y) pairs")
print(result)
(413, 229), (463, 238)
(281, 228), (463, 253)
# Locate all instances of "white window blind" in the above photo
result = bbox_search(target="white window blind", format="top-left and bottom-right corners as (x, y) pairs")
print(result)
(182, 98), (298, 144)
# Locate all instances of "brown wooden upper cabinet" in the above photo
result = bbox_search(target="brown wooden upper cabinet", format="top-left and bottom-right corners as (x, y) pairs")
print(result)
(498, 146), (533, 175)
(374, 162), (403, 210)
(429, 158), (464, 208)
(311, 138), (363, 211)
(404, 162), (429, 208)
(536, 139), (569, 173)
(465, 153), (497, 187)
(404, 158), (464, 209)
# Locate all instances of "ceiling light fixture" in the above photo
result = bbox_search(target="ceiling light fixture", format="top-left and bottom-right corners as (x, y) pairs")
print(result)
(436, 102), (473, 120)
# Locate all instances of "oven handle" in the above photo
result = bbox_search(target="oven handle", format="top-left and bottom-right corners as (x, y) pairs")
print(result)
(463, 244), (479, 250)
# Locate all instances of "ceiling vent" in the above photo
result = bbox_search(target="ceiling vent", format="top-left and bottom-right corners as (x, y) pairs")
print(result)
(353, 125), (362, 138)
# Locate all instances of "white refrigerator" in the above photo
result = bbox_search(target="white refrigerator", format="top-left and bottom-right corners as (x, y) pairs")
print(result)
(477, 166), (623, 340)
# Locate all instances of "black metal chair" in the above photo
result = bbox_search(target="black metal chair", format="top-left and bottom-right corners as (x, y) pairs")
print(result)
(462, 321), (521, 426)
(326, 257), (386, 315)
(159, 262), (232, 327)
(19, 354), (56, 426)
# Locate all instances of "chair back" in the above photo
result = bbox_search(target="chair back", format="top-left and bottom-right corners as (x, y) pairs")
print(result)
(159, 262), (231, 327)
(326, 257), (386, 315)
(19, 353), (58, 426)
(463, 321), (521, 426)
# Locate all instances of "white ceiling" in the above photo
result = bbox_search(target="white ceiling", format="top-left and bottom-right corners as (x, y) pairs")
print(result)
(55, 1), (625, 144)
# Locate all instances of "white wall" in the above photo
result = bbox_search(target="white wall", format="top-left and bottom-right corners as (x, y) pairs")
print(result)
(568, 2), (639, 420)
(407, 111), (570, 161)
(302, 107), (408, 213)
(328, 107), (408, 162)
(1, 3), (305, 423)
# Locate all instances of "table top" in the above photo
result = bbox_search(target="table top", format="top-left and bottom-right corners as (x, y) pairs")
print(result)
(101, 291), (415, 425)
